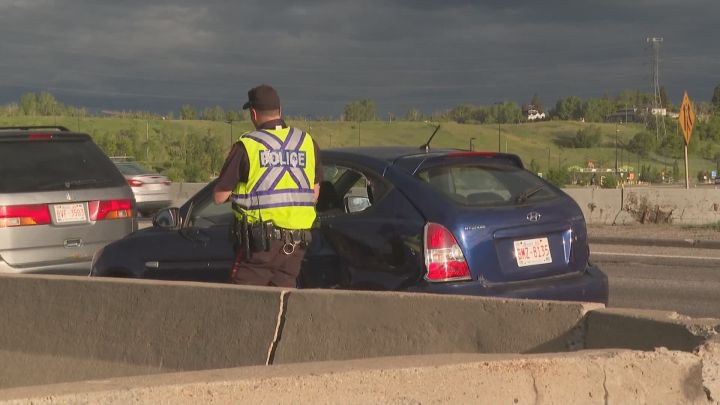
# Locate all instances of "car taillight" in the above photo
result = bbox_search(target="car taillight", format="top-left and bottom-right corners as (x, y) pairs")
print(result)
(423, 222), (471, 282)
(163, 180), (172, 186)
(88, 199), (132, 220)
(128, 179), (143, 187)
(0, 204), (52, 228)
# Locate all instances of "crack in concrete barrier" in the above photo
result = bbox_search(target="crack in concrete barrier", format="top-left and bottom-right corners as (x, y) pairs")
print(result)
(266, 290), (289, 366)
(602, 368), (609, 405)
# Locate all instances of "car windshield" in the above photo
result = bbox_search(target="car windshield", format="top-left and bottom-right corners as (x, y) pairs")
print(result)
(0, 140), (126, 193)
(417, 164), (558, 206)
(115, 162), (153, 175)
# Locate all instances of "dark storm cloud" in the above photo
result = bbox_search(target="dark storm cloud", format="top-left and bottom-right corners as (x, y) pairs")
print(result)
(0, 0), (717, 116)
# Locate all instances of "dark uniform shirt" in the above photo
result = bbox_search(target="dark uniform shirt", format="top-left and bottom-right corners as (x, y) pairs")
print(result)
(215, 119), (323, 193)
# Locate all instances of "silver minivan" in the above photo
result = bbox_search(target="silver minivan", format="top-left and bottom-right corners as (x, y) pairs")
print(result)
(0, 126), (135, 275)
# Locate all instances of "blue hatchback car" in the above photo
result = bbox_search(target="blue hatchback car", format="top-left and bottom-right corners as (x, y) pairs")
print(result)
(91, 147), (608, 304)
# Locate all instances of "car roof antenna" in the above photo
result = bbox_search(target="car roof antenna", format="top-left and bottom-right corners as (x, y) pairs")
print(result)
(420, 124), (441, 153)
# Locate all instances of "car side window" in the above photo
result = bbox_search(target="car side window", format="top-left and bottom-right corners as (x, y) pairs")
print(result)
(189, 197), (234, 228)
(317, 164), (385, 215)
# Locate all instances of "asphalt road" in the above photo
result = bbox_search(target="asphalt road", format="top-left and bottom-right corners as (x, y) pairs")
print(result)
(591, 243), (720, 318)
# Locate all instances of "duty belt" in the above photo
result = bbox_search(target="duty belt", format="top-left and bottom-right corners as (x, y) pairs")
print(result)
(256, 221), (311, 255)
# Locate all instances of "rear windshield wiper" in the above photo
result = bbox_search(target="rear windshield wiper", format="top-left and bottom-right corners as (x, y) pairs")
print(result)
(514, 186), (544, 204)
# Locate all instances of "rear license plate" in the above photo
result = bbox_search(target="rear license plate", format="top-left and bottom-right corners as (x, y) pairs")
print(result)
(514, 237), (552, 267)
(53, 203), (87, 224)
(147, 184), (163, 191)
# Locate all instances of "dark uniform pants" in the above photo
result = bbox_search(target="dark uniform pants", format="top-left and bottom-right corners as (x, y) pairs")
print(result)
(230, 239), (305, 287)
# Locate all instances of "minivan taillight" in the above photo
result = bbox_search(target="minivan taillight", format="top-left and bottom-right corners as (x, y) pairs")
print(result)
(423, 222), (471, 282)
(0, 204), (51, 228)
(88, 199), (132, 220)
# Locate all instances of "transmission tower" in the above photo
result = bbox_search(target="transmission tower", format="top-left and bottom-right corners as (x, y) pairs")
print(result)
(646, 37), (666, 142)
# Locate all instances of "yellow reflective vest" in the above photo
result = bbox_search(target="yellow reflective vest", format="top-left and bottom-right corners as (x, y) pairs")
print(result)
(231, 127), (316, 229)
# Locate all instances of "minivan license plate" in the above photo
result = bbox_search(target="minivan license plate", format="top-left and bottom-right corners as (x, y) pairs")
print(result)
(53, 203), (87, 224)
(514, 237), (552, 267)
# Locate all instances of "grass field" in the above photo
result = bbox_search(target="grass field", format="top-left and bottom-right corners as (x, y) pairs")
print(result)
(1, 116), (713, 181)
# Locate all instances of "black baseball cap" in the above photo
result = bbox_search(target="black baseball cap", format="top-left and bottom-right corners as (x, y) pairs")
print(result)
(242, 84), (281, 110)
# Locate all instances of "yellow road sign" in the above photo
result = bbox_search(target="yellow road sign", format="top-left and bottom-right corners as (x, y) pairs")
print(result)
(678, 91), (696, 145)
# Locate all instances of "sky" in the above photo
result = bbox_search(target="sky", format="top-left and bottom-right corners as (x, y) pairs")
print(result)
(0, 0), (718, 118)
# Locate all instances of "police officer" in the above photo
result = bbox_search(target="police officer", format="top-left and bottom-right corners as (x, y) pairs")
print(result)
(213, 84), (322, 287)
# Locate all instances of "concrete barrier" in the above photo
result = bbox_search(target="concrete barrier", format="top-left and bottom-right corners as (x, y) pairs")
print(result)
(0, 350), (710, 405)
(1, 275), (719, 401)
(565, 186), (720, 225)
(0, 275), (282, 389)
(585, 308), (720, 351)
(273, 289), (599, 364)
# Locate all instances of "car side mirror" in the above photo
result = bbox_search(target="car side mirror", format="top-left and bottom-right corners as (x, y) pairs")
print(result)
(153, 207), (180, 229)
(344, 196), (371, 213)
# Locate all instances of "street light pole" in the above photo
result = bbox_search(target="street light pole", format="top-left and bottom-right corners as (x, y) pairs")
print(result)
(615, 124), (619, 174)
(494, 101), (503, 152)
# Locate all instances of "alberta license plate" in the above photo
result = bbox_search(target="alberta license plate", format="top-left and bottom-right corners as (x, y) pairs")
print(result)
(53, 203), (87, 224)
(514, 237), (552, 267)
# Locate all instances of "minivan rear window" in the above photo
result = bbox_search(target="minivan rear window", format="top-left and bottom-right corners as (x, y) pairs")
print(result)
(417, 164), (559, 206)
(114, 162), (153, 176)
(0, 140), (126, 193)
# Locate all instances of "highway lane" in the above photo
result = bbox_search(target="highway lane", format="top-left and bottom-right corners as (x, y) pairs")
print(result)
(591, 244), (720, 318)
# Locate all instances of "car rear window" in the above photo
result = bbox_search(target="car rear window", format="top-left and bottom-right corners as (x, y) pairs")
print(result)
(417, 164), (559, 206)
(115, 162), (153, 175)
(0, 139), (126, 193)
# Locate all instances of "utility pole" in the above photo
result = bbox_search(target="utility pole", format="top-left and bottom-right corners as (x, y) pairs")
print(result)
(497, 121), (501, 152)
(226, 119), (234, 149)
(547, 147), (551, 173)
(615, 124), (620, 174)
(146, 120), (149, 162)
(647, 37), (666, 143)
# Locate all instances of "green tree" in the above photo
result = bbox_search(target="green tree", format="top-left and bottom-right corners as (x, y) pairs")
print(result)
(659, 86), (670, 108)
(530, 93), (544, 112)
(449, 104), (474, 123)
(601, 175), (618, 189)
(405, 108), (424, 121)
(570, 125), (602, 148)
(672, 160), (680, 181)
(202, 105), (225, 121)
(545, 167), (570, 187)
(627, 131), (656, 157)
(226, 110), (242, 122)
(343, 99), (376, 121)
(37, 92), (60, 115)
(19, 93), (38, 115)
(552, 96), (582, 120)
(711, 83), (720, 113)
(180, 104), (197, 120)
(581, 98), (614, 122)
